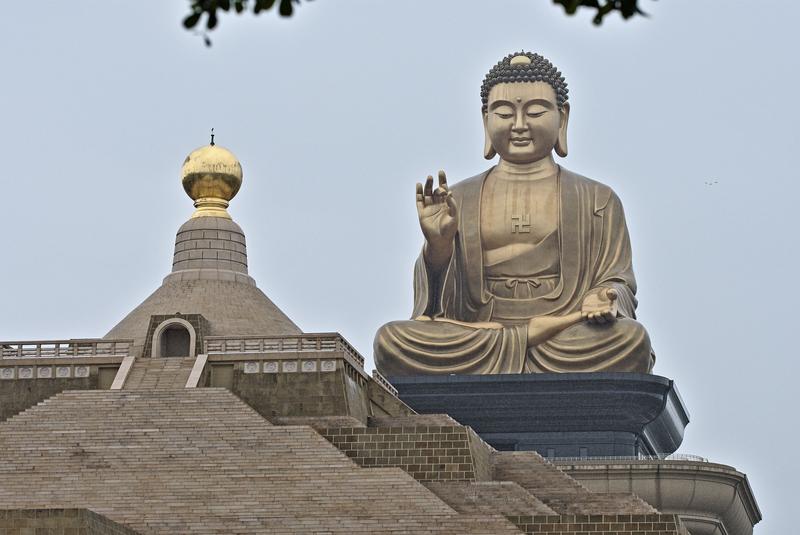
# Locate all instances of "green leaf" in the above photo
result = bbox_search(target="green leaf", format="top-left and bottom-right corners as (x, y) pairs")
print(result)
(207, 11), (218, 29)
(279, 0), (295, 17)
(184, 0), (651, 44)
(552, 0), (650, 25)
(254, 0), (276, 14)
(183, 12), (202, 29)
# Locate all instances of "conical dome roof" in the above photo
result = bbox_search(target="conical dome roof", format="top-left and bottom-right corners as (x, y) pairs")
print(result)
(105, 142), (301, 355)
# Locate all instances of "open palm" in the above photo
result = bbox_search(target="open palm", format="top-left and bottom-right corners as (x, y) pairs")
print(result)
(416, 170), (458, 247)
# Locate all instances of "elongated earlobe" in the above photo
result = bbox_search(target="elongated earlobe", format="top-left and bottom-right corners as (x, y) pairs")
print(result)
(555, 102), (570, 158)
(483, 113), (496, 160)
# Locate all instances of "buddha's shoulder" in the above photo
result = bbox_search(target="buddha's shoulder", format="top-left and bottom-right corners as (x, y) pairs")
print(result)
(445, 171), (487, 203)
(449, 170), (488, 192)
(561, 168), (625, 211)
(561, 167), (615, 192)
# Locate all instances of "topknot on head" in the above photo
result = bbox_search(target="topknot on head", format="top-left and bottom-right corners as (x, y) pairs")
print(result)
(480, 51), (569, 112)
(509, 55), (532, 66)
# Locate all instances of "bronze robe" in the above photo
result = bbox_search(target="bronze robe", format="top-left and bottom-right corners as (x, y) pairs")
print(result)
(374, 166), (653, 376)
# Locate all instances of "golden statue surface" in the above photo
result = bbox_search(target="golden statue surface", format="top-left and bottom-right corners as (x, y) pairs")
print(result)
(374, 52), (654, 376)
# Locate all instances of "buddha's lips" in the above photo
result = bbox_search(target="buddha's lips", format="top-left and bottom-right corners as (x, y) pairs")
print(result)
(511, 138), (532, 145)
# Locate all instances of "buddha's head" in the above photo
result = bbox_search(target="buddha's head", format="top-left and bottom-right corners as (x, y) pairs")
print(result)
(480, 52), (570, 162)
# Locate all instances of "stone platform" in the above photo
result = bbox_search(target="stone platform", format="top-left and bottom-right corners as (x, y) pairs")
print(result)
(390, 373), (689, 457)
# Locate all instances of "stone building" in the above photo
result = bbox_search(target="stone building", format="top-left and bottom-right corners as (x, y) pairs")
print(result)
(0, 145), (760, 534)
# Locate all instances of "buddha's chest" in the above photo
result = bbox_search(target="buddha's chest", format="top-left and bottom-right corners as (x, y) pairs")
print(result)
(479, 175), (559, 249)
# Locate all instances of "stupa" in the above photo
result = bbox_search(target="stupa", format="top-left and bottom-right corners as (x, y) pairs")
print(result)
(105, 141), (300, 359)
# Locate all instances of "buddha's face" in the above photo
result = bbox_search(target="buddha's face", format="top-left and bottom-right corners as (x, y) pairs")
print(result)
(484, 82), (567, 163)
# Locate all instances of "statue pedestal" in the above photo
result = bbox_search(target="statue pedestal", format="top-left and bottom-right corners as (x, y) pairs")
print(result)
(389, 373), (689, 457)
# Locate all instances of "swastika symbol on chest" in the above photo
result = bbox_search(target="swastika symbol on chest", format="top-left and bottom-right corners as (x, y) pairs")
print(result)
(510, 214), (531, 233)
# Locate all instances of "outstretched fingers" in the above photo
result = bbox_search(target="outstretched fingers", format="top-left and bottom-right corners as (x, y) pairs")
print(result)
(438, 170), (448, 190)
(418, 171), (451, 209)
(416, 182), (425, 211)
(424, 175), (434, 204)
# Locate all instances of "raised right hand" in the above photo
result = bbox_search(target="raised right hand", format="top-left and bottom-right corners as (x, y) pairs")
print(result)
(416, 170), (458, 249)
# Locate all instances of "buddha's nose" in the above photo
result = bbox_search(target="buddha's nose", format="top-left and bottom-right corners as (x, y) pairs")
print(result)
(513, 112), (526, 131)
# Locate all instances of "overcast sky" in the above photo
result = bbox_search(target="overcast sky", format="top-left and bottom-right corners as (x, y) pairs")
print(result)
(1, 1), (797, 531)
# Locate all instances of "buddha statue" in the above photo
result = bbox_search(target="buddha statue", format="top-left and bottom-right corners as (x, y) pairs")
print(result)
(374, 51), (654, 376)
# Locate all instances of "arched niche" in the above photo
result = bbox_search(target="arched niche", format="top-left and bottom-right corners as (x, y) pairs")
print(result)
(151, 318), (196, 358)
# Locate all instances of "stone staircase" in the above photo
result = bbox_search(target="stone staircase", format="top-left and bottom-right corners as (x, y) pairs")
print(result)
(317, 412), (661, 527)
(424, 481), (556, 516)
(0, 389), (521, 534)
(492, 451), (657, 515)
(121, 357), (196, 389)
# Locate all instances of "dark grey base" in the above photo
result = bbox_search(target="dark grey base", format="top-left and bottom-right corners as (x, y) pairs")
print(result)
(389, 373), (689, 458)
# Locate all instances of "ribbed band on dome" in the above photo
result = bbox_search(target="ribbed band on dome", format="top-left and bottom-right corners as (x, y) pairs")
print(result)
(163, 215), (255, 286)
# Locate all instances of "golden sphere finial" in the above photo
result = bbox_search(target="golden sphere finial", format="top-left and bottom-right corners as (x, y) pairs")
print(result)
(180, 143), (243, 219)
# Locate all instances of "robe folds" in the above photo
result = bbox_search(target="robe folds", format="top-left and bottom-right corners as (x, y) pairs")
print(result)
(374, 166), (655, 376)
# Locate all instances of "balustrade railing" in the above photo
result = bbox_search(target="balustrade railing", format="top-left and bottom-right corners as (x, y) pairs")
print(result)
(552, 453), (709, 463)
(371, 370), (398, 396)
(204, 333), (365, 368)
(0, 339), (134, 359)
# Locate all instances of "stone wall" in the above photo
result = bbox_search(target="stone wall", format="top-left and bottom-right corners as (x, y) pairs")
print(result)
(424, 481), (556, 516)
(206, 357), (411, 423)
(342, 367), (370, 422)
(85, 510), (140, 534)
(468, 425), (493, 481)
(367, 379), (414, 417)
(272, 415), (365, 429)
(507, 513), (689, 534)
(368, 414), (460, 427)
(214, 361), (369, 421)
(0, 364), (117, 421)
(320, 423), (493, 482)
(0, 509), (139, 534)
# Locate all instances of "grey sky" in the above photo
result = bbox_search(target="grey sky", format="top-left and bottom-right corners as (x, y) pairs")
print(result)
(1, 1), (796, 531)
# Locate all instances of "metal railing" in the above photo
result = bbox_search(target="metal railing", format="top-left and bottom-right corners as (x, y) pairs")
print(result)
(204, 333), (365, 368)
(551, 453), (709, 463)
(0, 339), (134, 359)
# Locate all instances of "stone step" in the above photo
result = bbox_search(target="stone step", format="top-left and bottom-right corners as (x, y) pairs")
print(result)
(122, 357), (196, 390)
(0, 389), (521, 534)
(424, 481), (556, 516)
(492, 451), (656, 515)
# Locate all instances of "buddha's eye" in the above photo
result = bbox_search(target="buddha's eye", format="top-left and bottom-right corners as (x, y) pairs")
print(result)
(526, 108), (547, 118)
(493, 105), (514, 119)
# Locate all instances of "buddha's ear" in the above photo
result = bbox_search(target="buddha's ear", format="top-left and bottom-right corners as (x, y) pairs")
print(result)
(555, 102), (570, 158)
(482, 111), (497, 160)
